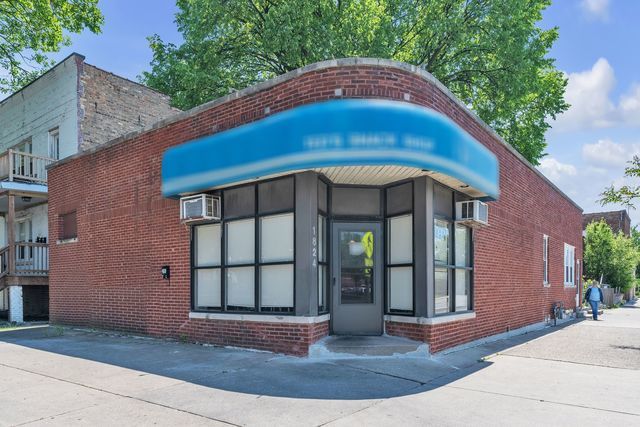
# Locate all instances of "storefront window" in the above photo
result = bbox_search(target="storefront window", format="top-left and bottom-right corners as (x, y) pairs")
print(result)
(191, 177), (295, 314)
(260, 213), (294, 310)
(194, 224), (222, 309)
(384, 182), (414, 314)
(226, 266), (255, 310)
(435, 268), (449, 314)
(387, 214), (413, 313)
(226, 219), (255, 264)
(434, 185), (473, 314)
(455, 225), (472, 311)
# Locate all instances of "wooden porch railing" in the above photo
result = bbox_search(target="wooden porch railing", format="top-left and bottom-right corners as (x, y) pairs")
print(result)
(0, 243), (49, 277)
(0, 246), (8, 278)
(0, 149), (56, 184)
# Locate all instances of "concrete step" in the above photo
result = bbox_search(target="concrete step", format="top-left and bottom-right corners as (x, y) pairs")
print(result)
(309, 335), (429, 359)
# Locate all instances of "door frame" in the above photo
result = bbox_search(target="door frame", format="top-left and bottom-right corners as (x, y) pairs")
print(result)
(330, 220), (384, 335)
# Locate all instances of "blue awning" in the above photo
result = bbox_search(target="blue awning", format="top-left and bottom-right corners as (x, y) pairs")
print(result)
(162, 99), (499, 199)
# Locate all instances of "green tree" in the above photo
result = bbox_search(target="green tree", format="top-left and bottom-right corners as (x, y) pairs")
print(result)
(609, 232), (638, 291)
(141, 0), (567, 164)
(584, 220), (615, 284)
(584, 220), (638, 291)
(600, 155), (640, 209)
(0, 0), (103, 93)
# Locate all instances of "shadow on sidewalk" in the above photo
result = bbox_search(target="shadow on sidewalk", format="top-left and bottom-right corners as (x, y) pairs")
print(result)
(0, 320), (579, 400)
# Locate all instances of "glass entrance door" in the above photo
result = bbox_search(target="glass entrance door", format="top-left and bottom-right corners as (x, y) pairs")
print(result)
(331, 222), (383, 335)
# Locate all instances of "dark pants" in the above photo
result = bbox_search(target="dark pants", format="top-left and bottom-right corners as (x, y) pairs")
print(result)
(589, 300), (599, 320)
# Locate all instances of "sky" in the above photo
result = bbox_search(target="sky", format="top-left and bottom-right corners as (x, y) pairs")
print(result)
(44, 0), (640, 225)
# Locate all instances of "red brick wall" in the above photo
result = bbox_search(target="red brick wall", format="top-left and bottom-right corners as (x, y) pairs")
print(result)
(48, 61), (583, 355)
(183, 320), (329, 356)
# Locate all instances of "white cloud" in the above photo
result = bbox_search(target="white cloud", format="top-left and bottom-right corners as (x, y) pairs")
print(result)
(619, 84), (640, 126)
(582, 138), (639, 168)
(553, 58), (616, 131)
(537, 155), (638, 224)
(581, 0), (610, 21)
(551, 57), (640, 132)
(538, 157), (577, 181)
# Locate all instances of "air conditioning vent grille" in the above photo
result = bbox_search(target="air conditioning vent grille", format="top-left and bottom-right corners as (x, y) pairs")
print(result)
(180, 194), (221, 223)
(455, 200), (489, 227)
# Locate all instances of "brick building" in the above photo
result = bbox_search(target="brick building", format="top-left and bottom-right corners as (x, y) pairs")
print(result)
(48, 59), (583, 355)
(582, 210), (631, 237)
(0, 53), (178, 322)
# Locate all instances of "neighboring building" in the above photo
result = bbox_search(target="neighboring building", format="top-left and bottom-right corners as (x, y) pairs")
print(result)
(0, 53), (178, 322)
(582, 210), (631, 237)
(48, 59), (583, 356)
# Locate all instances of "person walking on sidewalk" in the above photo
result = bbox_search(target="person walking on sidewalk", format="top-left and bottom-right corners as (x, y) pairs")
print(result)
(585, 282), (604, 321)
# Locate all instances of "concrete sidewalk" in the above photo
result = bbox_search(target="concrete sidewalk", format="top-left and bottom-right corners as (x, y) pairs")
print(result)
(1, 306), (639, 426)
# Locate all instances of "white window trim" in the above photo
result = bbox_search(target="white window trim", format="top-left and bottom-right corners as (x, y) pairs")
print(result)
(564, 243), (575, 287)
(48, 127), (60, 160)
(543, 234), (549, 287)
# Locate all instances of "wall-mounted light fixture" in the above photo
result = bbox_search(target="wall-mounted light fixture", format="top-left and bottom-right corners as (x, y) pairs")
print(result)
(161, 265), (170, 280)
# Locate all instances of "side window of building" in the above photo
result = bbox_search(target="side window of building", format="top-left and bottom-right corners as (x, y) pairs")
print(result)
(543, 235), (549, 286)
(564, 243), (575, 286)
(59, 211), (77, 241)
(192, 177), (295, 314)
(48, 128), (60, 160)
(434, 184), (473, 315)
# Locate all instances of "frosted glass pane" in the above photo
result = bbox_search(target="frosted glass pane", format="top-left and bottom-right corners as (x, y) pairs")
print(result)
(435, 268), (450, 314)
(195, 269), (221, 308)
(260, 213), (293, 262)
(388, 215), (413, 264)
(260, 264), (294, 307)
(434, 220), (450, 264)
(455, 225), (470, 267)
(196, 224), (221, 266)
(455, 269), (470, 311)
(389, 266), (413, 311)
(226, 219), (255, 264)
(226, 267), (255, 307)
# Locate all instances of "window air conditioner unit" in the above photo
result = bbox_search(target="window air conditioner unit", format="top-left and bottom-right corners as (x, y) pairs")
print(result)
(180, 194), (220, 223)
(455, 200), (488, 227)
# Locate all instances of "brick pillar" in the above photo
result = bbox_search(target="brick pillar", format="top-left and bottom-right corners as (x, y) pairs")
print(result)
(8, 285), (23, 323)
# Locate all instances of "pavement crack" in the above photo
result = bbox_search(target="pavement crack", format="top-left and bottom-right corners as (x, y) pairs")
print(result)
(326, 361), (427, 386)
(0, 362), (241, 427)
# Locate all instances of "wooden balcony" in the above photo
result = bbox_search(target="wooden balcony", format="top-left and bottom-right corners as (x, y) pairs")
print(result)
(0, 149), (56, 185)
(0, 242), (49, 287)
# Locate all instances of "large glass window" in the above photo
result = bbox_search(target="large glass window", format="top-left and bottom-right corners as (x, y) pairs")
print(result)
(193, 224), (222, 309)
(387, 214), (413, 313)
(434, 186), (473, 314)
(385, 182), (414, 315)
(454, 225), (471, 311)
(226, 219), (255, 264)
(259, 213), (294, 311)
(191, 177), (295, 314)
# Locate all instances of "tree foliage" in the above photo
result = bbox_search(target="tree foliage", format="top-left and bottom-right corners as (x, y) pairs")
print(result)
(0, 0), (103, 92)
(600, 155), (640, 209)
(141, 0), (567, 164)
(584, 220), (638, 291)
